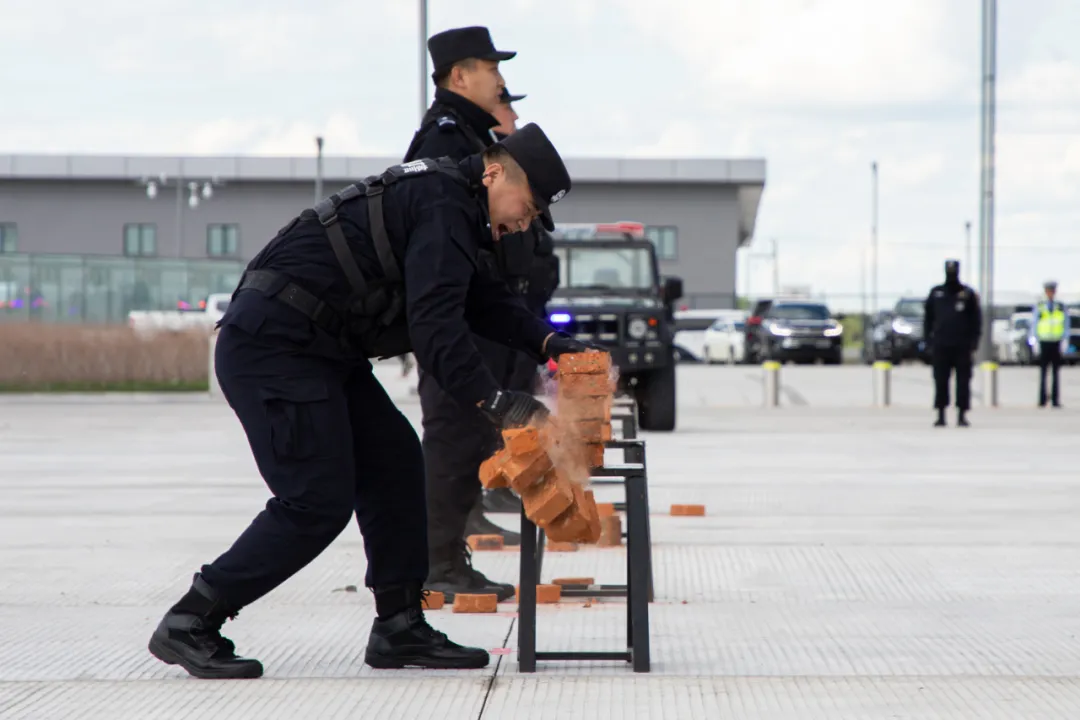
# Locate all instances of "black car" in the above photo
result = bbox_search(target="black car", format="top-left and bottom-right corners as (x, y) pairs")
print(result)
(546, 223), (683, 431)
(746, 300), (844, 364)
(865, 297), (930, 364)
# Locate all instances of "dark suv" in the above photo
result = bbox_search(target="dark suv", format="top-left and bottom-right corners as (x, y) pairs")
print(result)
(865, 297), (929, 364)
(745, 299), (843, 364)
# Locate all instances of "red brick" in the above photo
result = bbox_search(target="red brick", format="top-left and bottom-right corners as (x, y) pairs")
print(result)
(521, 471), (574, 527)
(545, 484), (591, 543)
(671, 504), (706, 517)
(573, 419), (613, 443)
(597, 514), (622, 546)
(582, 442), (606, 469)
(557, 351), (612, 375)
(515, 584), (562, 604)
(502, 426), (542, 456)
(557, 395), (612, 422)
(597, 502), (616, 518)
(421, 591), (445, 610)
(503, 449), (554, 493)
(452, 594), (499, 613)
(558, 372), (615, 398)
(479, 449), (511, 489)
(545, 541), (579, 552)
(552, 577), (594, 586)
(467, 534), (505, 551)
(579, 490), (603, 544)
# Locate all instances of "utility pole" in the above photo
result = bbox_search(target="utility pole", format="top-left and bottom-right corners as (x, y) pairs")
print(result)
(419, 0), (429, 123)
(315, 136), (324, 204)
(978, 0), (997, 363)
(871, 161), (879, 316)
(771, 238), (779, 295)
(964, 220), (972, 273)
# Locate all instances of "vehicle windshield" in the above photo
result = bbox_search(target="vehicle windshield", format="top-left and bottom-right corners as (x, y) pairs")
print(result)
(895, 299), (925, 317)
(554, 246), (655, 291)
(1014, 318), (1031, 330)
(769, 303), (831, 320)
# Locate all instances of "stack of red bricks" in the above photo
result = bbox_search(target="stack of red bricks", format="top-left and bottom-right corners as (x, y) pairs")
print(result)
(478, 351), (616, 543)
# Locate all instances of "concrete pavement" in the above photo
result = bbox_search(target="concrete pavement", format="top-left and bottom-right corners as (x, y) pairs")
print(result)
(1, 364), (1079, 718)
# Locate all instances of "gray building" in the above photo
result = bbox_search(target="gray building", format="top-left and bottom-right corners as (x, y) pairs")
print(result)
(0, 153), (765, 323)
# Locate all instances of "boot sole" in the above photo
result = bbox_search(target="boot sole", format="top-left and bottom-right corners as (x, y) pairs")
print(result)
(365, 652), (490, 670)
(148, 636), (263, 679)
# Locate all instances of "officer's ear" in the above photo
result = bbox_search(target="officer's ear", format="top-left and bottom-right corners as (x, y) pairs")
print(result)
(481, 163), (504, 187)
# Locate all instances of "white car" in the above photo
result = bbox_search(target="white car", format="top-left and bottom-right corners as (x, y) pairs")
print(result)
(674, 309), (747, 362)
(702, 317), (747, 364)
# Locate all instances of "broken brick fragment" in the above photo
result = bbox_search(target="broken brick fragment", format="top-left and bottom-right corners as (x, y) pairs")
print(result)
(466, 534), (504, 551)
(670, 504), (706, 517)
(557, 394), (612, 422)
(503, 448), (554, 494)
(545, 484), (591, 543)
(597, 514), (622, 546)
(557, 352), (612, 375)
(572, 419), (613, 443)
(521, 471), (574, 527)
(596, 502), (616, 518)
(515, 584), (562, 604)
(452, 594), (499, 613)
(421, 591), (445, 610)
(579, 489), (602, 544)
(545, 541), (579, 552)
(479, 449), (511, 489)
(502, 426), (542, 456)
(552, 577), (594, 587)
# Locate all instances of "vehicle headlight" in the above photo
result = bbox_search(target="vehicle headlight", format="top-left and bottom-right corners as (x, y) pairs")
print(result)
(892, 318), (912, 334)
(824, 322), (844, 337)
(627, 317), (649, 340)
(767, 323), (792, 337)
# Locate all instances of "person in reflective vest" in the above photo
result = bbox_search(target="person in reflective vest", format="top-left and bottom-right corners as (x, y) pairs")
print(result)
(1030, 280), (1070, 408)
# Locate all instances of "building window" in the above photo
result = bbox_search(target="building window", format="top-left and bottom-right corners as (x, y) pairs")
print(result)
(644, 225), (678, 260)
(207, 224), (240, 257)
(123, 223), (157, 257)
(0, 223), (16, 253)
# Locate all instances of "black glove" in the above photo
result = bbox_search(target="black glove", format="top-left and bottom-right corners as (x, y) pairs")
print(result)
(543, 331), (605, 359)
(478, 389), (550, 429)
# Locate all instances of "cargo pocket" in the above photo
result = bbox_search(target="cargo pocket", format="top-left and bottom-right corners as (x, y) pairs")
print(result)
(259, 377), (330, 462)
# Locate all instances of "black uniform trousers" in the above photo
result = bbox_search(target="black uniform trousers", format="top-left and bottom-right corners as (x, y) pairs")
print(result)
(199, 321), (428, 609)
(932, 345), (973, 411)
(1038, 341), (1063, 406)
(420, 335), (535, 554)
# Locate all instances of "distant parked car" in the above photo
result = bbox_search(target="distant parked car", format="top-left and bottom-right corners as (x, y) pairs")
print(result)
(674, 309), (746, 362)
(746, 300), (844, 364)
(702, 317), (747, 364)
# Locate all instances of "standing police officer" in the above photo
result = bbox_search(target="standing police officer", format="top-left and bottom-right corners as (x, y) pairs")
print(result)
(1031, 280), (1069, 408)
(148, 124), (593, 679)
(404, 27), (554, 601)
(925, 259), (982, 427)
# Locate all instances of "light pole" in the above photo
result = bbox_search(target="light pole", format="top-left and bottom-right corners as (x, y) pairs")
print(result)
(315, 136), (325, 203)
(771, 238), (779, 296)
(870, 161), (878, 316)
(964, 220), (972, 272)
(978, 0), (997, 363)
(419, 0), (429, 123)
(139, 174), (222, 257)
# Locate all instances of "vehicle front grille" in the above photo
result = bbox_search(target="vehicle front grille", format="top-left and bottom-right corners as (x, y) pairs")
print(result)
(564, 313), (620, 343)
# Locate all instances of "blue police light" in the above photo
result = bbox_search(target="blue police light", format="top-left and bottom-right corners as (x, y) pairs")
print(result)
(549, 313), (572, 324)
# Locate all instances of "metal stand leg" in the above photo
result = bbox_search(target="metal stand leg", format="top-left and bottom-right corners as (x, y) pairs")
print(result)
(517, 508), (538, 673)
(626, 471), (651, 672)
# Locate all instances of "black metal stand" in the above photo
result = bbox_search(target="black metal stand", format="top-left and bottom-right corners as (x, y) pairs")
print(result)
(516, 432), (653, 673)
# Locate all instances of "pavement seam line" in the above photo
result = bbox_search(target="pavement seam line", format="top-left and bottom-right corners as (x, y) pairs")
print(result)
(477, 616), (515, 720)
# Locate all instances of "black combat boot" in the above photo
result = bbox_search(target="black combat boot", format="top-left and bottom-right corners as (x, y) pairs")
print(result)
(365, 582), (490, 669)
(423, 540), (515, 602)
(482, 487), (523, 514)
(465, 501), (521, 546)
(934, 408), (946, 427)
(148, 573), (263, 679)
(957, 409), (970, 427)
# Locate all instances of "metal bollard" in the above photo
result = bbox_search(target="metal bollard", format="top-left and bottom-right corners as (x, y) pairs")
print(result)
(208, 331), (222, 398)
(981, 361), (998, 407)
(762, 360), (781, 407)
(872, 361), (892, 407)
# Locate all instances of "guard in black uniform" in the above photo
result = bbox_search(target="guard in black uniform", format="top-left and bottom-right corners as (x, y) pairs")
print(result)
(405, 28), (559, 601)
(148, 124), (594, 680)
(925, 259), (982, 427)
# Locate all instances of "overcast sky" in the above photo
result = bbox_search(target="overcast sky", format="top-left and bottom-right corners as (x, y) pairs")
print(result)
(2, 0), (1078, 309)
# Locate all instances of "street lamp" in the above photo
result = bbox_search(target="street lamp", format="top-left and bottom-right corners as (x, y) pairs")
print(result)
(419, 0), (429, 123)
(870, 161), (878, 315)
(136, 174), (223, 257)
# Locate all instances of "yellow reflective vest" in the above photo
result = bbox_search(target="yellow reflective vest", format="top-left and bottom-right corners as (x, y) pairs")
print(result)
(1035, 301), (1066, 342)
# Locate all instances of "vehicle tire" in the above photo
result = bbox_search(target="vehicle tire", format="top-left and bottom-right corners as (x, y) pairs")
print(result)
(824, 351), (842, 365)
(636, 364), (676, 432)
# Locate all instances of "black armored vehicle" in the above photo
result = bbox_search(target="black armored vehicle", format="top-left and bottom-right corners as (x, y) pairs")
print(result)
(546, 222), (683, 432)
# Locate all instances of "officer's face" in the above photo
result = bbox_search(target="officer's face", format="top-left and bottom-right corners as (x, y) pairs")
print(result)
(450, 59), (505, 113)
(492, 102), (518, 135)
(1047, 287), (1056, 300)
(484, 163), (539, 240)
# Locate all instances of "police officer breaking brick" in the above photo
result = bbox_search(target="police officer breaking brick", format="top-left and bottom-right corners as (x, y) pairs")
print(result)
(924, 259), (982, 427)
(147, 123), (596, 679)
(404, 27), (565, 602)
